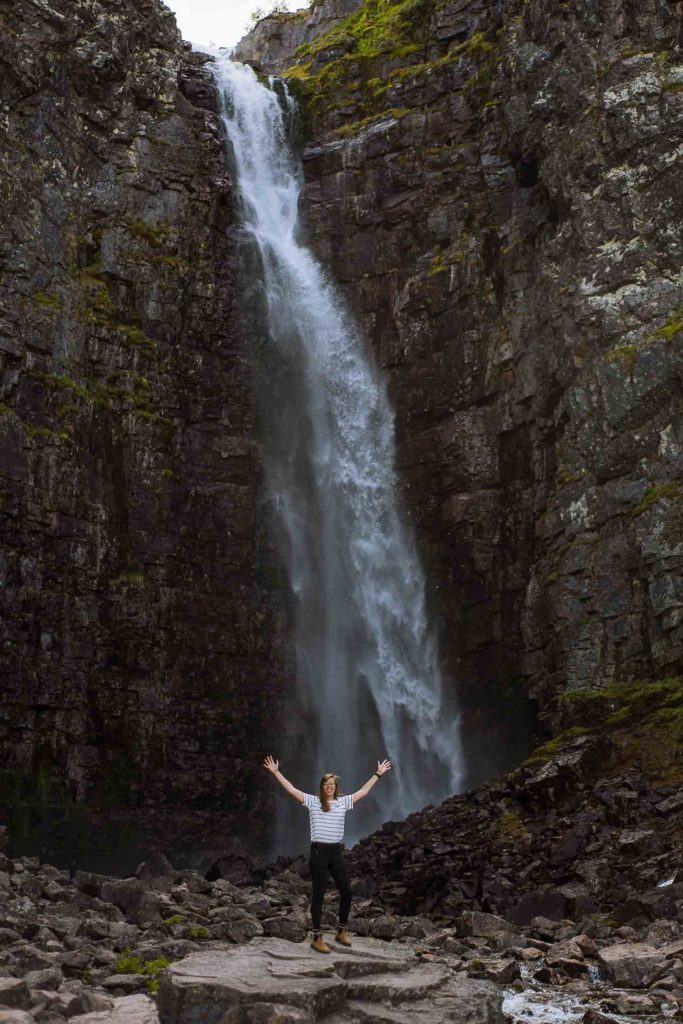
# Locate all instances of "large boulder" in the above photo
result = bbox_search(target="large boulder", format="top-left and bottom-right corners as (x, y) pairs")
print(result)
(598, 943), (666, 988)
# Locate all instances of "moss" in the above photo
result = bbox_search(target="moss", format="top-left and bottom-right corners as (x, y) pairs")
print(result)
(111, 571), (145, 587)
(23, 423), (72, 442)
(154, 254), (188, 271)
(429, 245), (448, 276)
(31, 372), (160, 425)
(651, 311), (683, 341)
(632, 482), (681, 517)
(163, 915), (184, 927)
(187, 925), (208, 940)
(525, 725), (590, 764)
(125, 218), (171, 248)
(0, 403), (12, 416)
(497, 810), (529, 842)
(32, 291), (63, 311)
(285, 2), (500, 129)
(548, 678), (683, 783)
(116, 951), (170, 989)
(334, 106), (413, 135)
(607, 343), (637, 374)
(116, 952), (144, 975)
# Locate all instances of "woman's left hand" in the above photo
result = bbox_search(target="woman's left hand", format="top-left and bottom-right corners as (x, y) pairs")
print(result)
(376, 759), (392, 776)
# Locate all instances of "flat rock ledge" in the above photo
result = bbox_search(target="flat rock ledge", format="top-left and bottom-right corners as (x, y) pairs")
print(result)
(152, 936), (504, 1024)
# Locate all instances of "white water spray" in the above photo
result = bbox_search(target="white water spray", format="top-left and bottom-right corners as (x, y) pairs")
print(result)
(213, 57), (463, 844)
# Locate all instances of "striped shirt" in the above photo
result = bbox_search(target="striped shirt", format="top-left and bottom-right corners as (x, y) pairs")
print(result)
(303, 793), (353, 843)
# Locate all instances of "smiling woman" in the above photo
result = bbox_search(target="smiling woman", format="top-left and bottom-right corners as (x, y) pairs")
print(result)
(163, 0), (305, 48)
(263, 755), (393, 953)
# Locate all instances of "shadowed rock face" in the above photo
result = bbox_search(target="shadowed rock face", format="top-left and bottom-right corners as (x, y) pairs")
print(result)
(241, 0), (683, 783)
(0, 0), (290, 867)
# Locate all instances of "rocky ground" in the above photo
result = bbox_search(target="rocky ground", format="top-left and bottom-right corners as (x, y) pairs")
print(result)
(1, 686), (682, 1024)
(0, 841), (680, 1023)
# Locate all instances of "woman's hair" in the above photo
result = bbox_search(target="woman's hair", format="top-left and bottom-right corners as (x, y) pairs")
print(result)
(319, 773), (340, 812)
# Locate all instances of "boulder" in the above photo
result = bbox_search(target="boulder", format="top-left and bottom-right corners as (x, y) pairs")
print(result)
(509, 888), (568, 926)
(69, 993), (158, 1023)
(24, 967), (62, 991)
(262, 914), (307, 943)
(598, 943), (666, 988)
(457, 912), (517, 939)
(0, 979), (31, 1010)
(100, 880), (146, 915)
(74, 873), (112, 899)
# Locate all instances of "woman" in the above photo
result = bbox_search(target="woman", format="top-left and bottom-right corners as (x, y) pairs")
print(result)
(263, 754), (392, 953)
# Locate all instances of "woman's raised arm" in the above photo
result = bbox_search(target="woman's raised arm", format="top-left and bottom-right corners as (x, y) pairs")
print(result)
(352, 759), (392, 804)
(263, 755), (305, 803)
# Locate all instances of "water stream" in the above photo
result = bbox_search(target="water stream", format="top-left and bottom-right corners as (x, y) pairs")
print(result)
(212, 56), (463, 847)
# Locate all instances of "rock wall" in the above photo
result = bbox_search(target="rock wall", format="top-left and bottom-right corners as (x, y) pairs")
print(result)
(245, 0), (683, 782)
(233, 0), (362, 74)
(0, 0), (289, 868)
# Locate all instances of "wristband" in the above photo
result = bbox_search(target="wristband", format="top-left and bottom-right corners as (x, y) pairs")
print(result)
(374, 772), (381, 779)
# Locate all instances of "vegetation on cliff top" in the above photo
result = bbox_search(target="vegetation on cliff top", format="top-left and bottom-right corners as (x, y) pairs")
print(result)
(282, 0), (499, 128)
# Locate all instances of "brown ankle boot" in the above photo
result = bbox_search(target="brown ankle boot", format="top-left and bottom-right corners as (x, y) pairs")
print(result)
(335, 926), (352, 947)
(311, 933), (331, 953)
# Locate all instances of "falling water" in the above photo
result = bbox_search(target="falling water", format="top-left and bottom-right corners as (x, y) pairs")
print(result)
(213, 56), (463, 846)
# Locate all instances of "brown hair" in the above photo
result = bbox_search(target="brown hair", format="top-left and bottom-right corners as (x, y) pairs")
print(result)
(319, 773), (340, 812)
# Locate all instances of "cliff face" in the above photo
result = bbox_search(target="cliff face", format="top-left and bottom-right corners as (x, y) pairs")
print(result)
(247, 0), (683, 781)
(1, 0), (682, 867)
(0, 0), (289, 868)
(233, 0), (362, 74)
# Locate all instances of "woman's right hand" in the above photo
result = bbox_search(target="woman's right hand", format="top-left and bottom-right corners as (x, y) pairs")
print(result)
(263, 755), (279, 773)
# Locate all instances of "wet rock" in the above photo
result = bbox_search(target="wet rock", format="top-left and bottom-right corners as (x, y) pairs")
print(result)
(581, 1011), (619, 1024)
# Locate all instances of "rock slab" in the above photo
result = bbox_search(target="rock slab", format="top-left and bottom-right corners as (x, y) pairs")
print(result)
(156, 937), (503, 1024)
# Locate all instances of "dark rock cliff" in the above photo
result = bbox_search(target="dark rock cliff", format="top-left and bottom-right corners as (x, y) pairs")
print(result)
(243, 0), (683, 783)
(1, 0), (682, 869)
(0, 0), (289, 868)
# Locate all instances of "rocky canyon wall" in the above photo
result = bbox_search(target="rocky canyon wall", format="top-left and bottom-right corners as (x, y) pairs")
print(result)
(0, 0), (290, 869)
(1, 0), (682, 870)
(238, 0), (683, 783)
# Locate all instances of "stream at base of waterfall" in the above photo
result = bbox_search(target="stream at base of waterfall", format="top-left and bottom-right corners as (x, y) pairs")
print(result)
(213, 56), (463, 849)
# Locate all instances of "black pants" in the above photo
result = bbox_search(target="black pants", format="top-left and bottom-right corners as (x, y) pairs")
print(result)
(309, 842), (351, 932)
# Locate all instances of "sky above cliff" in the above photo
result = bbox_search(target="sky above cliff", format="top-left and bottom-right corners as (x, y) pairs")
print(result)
(165, 0), (305, 48)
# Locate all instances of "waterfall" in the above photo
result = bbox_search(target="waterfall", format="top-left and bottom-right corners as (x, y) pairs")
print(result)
(213, 57), (463, 847)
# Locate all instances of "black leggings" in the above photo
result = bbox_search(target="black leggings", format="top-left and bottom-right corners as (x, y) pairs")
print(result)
(309, 842), (351, 932)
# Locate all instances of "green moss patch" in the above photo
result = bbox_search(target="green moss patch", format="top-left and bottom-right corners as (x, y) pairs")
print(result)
(632, 482), (681, 517)
(116, 950), (171, 995)
(541, 677), (683, 785)
(283, 0), (499, 130)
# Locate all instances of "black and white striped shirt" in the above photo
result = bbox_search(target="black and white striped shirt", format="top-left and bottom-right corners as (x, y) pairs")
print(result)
(303, 793), (353, 843)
